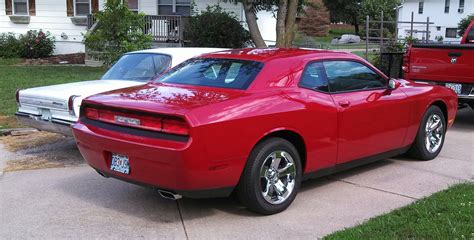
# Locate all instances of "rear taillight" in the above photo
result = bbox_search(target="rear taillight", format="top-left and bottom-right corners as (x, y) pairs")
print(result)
(83, 107), (189, 136)
(162, 118), (189, 136)
(402, 46), (411, 73)
(15, 89), (21, 105)
(68, 95), (79, 114)
(84, 108), (99, 119)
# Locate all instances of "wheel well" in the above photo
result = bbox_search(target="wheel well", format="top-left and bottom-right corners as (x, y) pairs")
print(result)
(258, 130), (307, 171)
(431, 100), (448, 125)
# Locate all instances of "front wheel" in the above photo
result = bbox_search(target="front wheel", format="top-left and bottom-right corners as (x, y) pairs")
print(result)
(407, 105), (446, 160)
(237, 138), (302, 215)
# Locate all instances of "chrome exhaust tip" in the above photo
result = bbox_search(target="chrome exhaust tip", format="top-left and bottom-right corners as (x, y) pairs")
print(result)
(157, 190), (182, 200)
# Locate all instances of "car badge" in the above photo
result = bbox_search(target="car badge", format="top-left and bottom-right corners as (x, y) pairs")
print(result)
(450, 57), (457, 64)
(114, 116), (141, 126)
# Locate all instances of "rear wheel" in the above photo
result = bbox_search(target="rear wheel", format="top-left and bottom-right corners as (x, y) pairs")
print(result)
(407, 105), (446, 160)
(237, 138), (302, 215)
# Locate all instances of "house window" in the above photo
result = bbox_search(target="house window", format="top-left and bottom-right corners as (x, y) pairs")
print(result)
(444, 0), (450, 13)
(75, 0), (90, 16)
(446, 28), (458, 38)
(418, 1), (424, 14)
(13, 0), (28, 15)
(459, 0), (464, 12)
(127, 0), (139, 13)
(158, 0), (191, 16)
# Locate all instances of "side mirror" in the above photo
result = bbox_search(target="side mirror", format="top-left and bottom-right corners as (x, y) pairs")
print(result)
(388, 79), (399, 90)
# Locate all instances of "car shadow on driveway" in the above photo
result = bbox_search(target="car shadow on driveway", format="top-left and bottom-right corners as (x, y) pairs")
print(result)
(55, 168), (190, 223)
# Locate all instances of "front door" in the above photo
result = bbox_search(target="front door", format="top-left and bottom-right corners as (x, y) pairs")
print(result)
(322, 60), (410, 164)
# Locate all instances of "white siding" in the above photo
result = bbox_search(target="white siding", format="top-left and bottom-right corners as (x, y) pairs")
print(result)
(0, 0), (277, 54)
(0, 0), (99, 54)
(194, 0), (244, 21)
(398, 0), (474, 42)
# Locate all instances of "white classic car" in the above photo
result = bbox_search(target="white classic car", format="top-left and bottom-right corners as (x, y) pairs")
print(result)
(15, 48), (226, 136)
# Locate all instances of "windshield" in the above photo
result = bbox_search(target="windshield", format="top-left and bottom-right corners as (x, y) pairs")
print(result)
(154, 58), (264, 90)
(101, 53), (172, 81)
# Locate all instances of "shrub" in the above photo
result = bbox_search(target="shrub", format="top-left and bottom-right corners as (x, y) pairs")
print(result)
(83, 0), (153, 66)
(187, 5), (250, 48)
(18, 30), (55, 58)
(0, 33), (21, 58)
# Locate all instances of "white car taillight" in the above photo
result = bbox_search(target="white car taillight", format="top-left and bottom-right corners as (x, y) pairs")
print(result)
(68, 95), (80, 115)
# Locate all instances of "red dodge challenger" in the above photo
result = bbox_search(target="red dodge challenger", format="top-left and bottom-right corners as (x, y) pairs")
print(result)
(72, 48), (457, 214)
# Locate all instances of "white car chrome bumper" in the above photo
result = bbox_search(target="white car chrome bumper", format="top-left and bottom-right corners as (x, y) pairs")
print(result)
(15, 112), (75, 136)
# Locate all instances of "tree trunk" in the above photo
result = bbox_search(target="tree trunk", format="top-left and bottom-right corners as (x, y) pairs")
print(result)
(284, 0), (298, 47)
(242, 0), (267, 48)
(353, 15), (360, 35)
(275, 0), (288, 47)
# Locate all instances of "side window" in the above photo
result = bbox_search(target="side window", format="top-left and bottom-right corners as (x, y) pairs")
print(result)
(323, 61), (386, 93)
(299, 62), (329, 92)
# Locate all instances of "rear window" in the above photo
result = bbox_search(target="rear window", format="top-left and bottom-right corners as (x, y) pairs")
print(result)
(467, 27), (474, 43)
(154, 58), (264, 90)
(101, 53), (171, 81)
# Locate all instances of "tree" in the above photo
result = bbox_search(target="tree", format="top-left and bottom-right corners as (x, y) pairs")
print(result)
(83, 0), (152, 65)
(299, 0), (330, 37)
(224, 0), (305, 47)
(323, 0), (361, 35)
(458, 14), (474, 36)
(187, 5), (250, 48)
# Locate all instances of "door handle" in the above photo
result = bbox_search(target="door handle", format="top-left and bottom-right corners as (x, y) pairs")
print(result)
(338, 101), (351, 107)
(448, 52), (462, 57)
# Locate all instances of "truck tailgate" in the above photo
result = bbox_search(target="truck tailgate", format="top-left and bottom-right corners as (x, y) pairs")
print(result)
(408, 44), (474, 84)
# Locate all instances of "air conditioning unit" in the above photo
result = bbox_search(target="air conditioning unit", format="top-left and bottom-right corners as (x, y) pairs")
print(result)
(458, 8), (464, 13)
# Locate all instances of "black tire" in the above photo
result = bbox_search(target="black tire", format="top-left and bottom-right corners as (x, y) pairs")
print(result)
(407, 105), (446, 160)
(237, 138), (302, 215)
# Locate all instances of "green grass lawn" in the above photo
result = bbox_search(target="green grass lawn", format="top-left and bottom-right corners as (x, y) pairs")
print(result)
(325, 183), (474, 239)
(0, 58), (105, 129)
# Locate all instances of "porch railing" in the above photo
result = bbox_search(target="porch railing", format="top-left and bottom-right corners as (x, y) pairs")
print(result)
(86, 14), (189, 43)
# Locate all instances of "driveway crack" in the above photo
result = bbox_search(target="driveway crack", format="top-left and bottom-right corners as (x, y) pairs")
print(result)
(176, 200), (189, 240)
(329, 177), (419, 200)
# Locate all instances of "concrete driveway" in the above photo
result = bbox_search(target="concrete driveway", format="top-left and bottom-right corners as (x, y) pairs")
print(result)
(1, 109), (472, 239)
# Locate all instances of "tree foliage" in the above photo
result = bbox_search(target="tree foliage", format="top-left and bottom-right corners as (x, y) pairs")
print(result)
(83, 0), (152, 66)
(187, 5), (250, 48)
(323, 0), (361, 34)
(458, 14), (474, 36)
(299, 0), (330, 37)
(323, 0), (400, 36)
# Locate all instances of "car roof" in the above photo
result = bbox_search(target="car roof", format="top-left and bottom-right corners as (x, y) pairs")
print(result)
(199, 48), (357, 63)
(127, 48), (229, 67)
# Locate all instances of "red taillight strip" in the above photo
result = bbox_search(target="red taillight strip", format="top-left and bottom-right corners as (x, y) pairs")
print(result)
(83, 107), (189, 136)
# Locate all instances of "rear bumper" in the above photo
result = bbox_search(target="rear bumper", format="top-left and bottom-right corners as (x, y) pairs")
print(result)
(410, 79), (474, 104)
(72, 121), (238, 199)
(15, 112), (74, 136)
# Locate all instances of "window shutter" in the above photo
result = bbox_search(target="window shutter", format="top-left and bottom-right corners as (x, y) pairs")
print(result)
(5, 0), (12, 15)
(29, 0), (36, 16)
(67, 0), (74, 16)
(92, 0), (99, 13)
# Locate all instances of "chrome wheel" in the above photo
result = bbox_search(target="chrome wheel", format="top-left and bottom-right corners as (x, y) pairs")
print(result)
(424, 113), (444, 153)
(260, 150), (296, 205)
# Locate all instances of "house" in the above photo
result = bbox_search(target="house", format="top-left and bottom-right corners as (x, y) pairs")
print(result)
(0, 0), (276, 54)
(397, 0), (474, 42)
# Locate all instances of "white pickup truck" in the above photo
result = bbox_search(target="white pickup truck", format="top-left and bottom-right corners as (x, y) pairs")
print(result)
(15, 48), (226, 136)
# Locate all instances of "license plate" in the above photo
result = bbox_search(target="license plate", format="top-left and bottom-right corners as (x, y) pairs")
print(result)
(445, 83), (462, 95)
(40, 109), (52, 121)
(110, 153), (130, 174)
